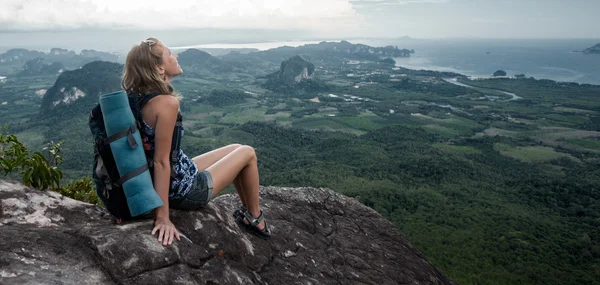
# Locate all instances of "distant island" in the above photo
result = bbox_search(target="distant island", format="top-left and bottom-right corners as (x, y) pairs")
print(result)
(582, 43), (600, 54)
(493, 70), (507, 77)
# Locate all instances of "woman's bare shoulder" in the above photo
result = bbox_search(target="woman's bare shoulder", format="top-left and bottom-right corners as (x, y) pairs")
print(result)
(147, 95), (179, 111)
(143, 95), (179, 127)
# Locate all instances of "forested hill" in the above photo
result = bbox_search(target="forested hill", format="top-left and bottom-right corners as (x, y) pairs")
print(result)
(40, 61), (122, 118)
(177, 48), (234, 73)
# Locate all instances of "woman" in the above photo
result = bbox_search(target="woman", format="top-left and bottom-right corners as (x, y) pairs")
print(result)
(121, 37), (270, 245)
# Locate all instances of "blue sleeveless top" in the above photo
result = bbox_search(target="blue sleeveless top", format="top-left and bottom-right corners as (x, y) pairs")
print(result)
(141, 120), (197, 199)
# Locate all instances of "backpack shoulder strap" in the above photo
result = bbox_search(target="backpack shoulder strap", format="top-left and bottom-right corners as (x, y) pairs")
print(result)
(90, 104), (106, 146)
(138, 92), (161, 109)
(170, 112), (183, 177)
(128, 92), (160, 126)
(90, 104), (102, 119)
(130, 92), (182, 179)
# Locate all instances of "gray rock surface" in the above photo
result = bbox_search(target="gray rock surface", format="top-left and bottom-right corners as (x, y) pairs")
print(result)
(0, 180), (455, 285)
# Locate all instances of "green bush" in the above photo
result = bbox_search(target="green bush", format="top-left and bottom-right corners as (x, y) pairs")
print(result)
(0, 126), (99, 204)
(0, 126), (63, 189)
(59, 176), (101, 205)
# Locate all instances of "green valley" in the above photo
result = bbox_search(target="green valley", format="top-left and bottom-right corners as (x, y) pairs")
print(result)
(1, 41), (599, 284)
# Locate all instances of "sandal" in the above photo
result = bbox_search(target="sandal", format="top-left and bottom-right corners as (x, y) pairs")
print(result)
(232, 205), (247, 219)
(235, 209), (271, 239)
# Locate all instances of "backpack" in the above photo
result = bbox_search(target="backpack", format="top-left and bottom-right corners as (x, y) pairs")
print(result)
(89, 92), (183, 220)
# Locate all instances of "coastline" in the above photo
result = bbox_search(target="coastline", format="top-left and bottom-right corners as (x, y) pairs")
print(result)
(443, 77), (522, 101)
(171, 40), (326, 51)
(394, 62), (600, 87)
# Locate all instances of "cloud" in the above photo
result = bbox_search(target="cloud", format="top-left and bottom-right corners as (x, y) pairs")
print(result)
(0, 0), (363, 32)
(471, 17), (505, 24)
(350, 0), (449, 5)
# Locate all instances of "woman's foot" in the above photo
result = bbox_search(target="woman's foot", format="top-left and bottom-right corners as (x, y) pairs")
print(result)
(232, 205), (247, 219)
(234, 206), (266, 230)
(241, 216), (266, 230)
(235, 209), (270, 239)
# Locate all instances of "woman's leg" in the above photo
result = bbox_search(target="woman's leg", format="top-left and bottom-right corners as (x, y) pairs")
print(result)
(206, 145), (265, 230)
(192, 144), (248, 207)
(233, 174), (246, 207)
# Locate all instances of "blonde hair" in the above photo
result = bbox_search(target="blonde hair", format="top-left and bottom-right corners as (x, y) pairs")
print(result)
(122, 37), (174, 96)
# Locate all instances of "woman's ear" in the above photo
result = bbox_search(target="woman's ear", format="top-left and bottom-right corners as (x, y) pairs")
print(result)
(156, 64), (165, 75)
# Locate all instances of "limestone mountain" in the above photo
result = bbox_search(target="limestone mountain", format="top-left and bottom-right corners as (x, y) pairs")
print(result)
(17, 58), (64, 77)
(303, 40), (411, 57)
(256, 41), (411, 64)
(583, 43), (600, 54)
(40, 61), (123, 118)
(271, 55), (314, 85)
(0, 48), (119, 75)
(0, 49), (46, 65)
(0, 49), (47, 74)
(263, 55), (327, 94)
(48, 48), (77, 57)
(46, 48), (119, 66)
(79, 49), (119, 60)
(0, 180), (455, 285)
(219, 41), (412, 78)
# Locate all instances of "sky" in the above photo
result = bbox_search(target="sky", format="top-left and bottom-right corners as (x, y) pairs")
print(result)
(0, 0), (599, 50)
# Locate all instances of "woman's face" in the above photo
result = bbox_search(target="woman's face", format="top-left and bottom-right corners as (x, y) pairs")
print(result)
(158, 43), (182, 80)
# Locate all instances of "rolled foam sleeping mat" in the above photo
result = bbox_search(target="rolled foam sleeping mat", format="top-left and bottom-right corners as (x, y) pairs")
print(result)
(99, 90), (163, 217)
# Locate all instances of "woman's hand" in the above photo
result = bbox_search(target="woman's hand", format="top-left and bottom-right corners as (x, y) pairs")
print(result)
(152, 218), (181, 245)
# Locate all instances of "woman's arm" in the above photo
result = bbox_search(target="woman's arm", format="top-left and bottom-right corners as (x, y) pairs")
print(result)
(149, 95), (181, 245)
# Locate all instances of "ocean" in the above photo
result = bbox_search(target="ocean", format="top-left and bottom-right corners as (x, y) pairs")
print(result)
(369, 38), (600, 85)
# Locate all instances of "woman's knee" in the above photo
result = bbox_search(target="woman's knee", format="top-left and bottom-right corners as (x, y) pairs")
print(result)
(228, 143), (243, 150)
(239, 145), (257, 161)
